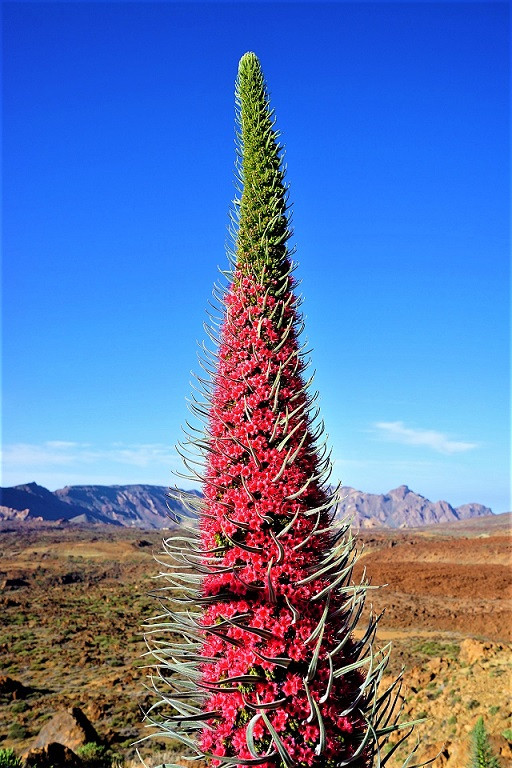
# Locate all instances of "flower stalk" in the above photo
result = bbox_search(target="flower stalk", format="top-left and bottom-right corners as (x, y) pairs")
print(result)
(143, 52), (429, 768)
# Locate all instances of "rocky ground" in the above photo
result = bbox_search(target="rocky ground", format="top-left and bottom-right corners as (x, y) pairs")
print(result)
(0, 515), (510, 767)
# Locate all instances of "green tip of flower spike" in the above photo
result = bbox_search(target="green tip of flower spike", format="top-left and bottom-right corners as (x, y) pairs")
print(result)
(237, 52), (265, 92)
(238, 51), (260, 70)
(235, 50), (290, 287)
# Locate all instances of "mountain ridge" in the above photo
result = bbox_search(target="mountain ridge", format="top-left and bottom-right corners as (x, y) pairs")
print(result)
(0, 481), (493, 529)
(336, 484), (492, 528)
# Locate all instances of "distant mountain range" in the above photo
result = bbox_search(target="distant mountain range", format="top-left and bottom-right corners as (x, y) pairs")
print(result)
(0, 481), (493, 529)
(0, 483), (197, 529)
(336, 485), (492, 528)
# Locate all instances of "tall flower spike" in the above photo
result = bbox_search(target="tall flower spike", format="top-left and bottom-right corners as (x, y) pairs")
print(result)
(142, 52), (432, 768)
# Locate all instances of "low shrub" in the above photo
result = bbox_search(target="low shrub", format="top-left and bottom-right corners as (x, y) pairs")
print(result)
(413, 640), (460, 659)
(6, 724), (27, 741)
(0, 748), (22, 768)
(76, 742), (109, 767)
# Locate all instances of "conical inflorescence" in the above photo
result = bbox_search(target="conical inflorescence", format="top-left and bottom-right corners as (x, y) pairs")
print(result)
(143, 52), (425, 768)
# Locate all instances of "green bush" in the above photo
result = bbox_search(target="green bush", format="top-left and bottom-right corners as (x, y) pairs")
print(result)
(6, 724), (27, 741)
(76, 742), (109, 767)
(489, 668), (505, 677)
(413, 640), (460, 659)
(468, 717), (500, 768)
(0, 748), (22, 768)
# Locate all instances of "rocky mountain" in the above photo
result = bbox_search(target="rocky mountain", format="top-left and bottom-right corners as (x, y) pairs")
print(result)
(0, 482), (493, 529)
(54, 484), (199, 528)
(337, 484), (493, 529)
(0, 483), (96, 523)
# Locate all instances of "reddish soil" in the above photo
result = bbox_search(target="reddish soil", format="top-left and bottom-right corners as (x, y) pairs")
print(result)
(353, 531), (511, 643)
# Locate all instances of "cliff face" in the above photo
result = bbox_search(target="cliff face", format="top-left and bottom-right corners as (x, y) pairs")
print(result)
(0, 482), (493, 529)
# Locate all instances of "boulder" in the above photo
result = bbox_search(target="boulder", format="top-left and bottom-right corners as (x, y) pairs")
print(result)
(31, 706), (100, 751)
(459, 638), (495, 666)
(495, 734), (512, 760)
(422, 739), (469, 767)
(0, 675), (29, 700)
(23, 742), (84, 767)
(1, 577), (29, 590)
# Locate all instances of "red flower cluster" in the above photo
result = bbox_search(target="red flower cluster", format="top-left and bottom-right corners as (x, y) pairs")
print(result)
(197, 271), (370, 767)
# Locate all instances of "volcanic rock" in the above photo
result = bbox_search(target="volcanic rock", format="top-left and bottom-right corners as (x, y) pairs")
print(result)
(0, 675), (29, 700)
(1, 577), (30, 590)
(459, 638), (499, 666)
(422, 740), (469, 768)
(23, 742), (84, 767)
(0, 505), (30, 521)
(31, 706), (100, 751)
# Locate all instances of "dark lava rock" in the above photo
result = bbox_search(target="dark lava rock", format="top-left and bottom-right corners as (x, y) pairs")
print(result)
(23, 742), (84, 767)
(0, 675), (29, 700)
(49, 571), (86, 586)
(1, 577), (30, 590)
(132, 539), (153, 548)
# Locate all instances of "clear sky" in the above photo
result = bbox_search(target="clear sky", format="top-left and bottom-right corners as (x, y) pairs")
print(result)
(2, 1), (510, 513)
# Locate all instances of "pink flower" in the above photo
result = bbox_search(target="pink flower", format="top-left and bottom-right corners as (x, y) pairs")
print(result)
(271, 709), (288, 732)
(281, 675), (302, 697)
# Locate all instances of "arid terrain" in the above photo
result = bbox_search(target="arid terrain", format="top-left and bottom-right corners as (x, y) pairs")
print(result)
(0, 514), (510, 767)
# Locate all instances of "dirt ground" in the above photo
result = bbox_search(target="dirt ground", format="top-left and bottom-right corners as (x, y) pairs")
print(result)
(0, 515), (510, 767)
(353, 529), (511, 644)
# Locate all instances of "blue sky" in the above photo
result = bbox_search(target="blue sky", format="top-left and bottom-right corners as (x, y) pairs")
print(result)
(2, 1), (510, 512)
